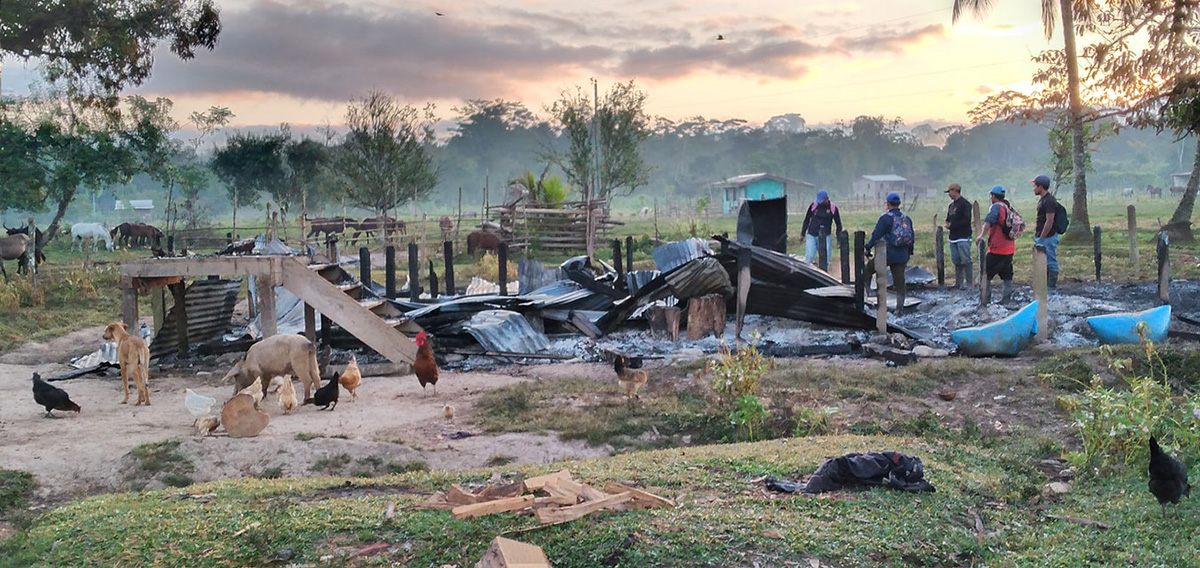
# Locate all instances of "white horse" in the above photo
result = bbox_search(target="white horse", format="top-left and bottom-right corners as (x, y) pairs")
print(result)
(71, 222), (114, 252)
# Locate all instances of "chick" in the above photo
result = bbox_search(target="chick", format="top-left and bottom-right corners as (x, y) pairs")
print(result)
(443, 404), (455, 422)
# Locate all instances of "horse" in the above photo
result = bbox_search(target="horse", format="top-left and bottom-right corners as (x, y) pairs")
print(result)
(113, 222), (161, 247)
(1121, 187), (1134, 198)
(299, 215), (356, 240)
(70, 222), (114, 252)
(466, 230), (502, 258)
(0, 233), (31, 281)
(1145, 185), (1163, 198)
(4, 224), (46, 270)
(1170, 186), (1188, 196)
(351, 216), (406, 244)
(439, 215), (454, 241)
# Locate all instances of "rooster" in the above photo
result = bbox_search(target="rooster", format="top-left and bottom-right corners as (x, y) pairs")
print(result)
(32, 372), (81, 418)
(277, 375), (298, 415)
(613, 356), (648, 400)
(339, 355), (362, 400)
(1148, 436), (1191, 518)
(414, 331), (439, 396)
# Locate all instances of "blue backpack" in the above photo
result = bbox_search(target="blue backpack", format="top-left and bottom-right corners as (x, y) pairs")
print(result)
(890, 211), (914, 247)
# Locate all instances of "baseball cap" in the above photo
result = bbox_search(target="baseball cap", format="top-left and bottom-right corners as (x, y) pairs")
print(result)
(990, 185), (1006, 195)
(886, 192), (902, 204)
(815, 190), (828, 203)
(1031, 174), (1051, 188)
(944, 183), (961, 194)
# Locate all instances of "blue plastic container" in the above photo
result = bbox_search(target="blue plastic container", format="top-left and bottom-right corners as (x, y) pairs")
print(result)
(951, 301), (1039, 357)
(1086, 304), (1171, 345)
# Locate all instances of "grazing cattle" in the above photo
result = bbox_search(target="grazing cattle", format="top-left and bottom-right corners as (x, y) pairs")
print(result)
(0, 233), (31, 280)
(351, 216), (406, 244)
(1146, 185), (1163, 198)
(70, 222), (114, 252)
(1170, 186), (1187, 196)
(466, 229), (502, 258)
(439, 215), (454, 241)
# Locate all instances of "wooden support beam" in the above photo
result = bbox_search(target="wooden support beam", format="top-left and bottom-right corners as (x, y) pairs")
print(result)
(256, 275), (277, 338)
(385, 245), (396, 299)
(122, 286), (139, 330)
(1093, 225), (1102, 284)
(408, 242), (420, 302)
(978, 239), (990, 306)
(838, 230), (851, 285)
(304, 304), (316, 345)
(935, 225), (945, 291)
(150, 286), (165, 334)
(533, 492), (632, 525)
(1127, 205), (1138, 267)
(360, 246), (371, 288)
(451, 495), (535, 520)
(444, 241), (455, 295)
(625, 235), (634, 273)
(817, 226), (829, 271)
(1158, 232), (1171, 305)
(498, 241), (509, 296)
(169, 281), (189, 356)
(736, 246), (751, 339)
(853, 231), (865, 312)
(522, 469), (572, 491)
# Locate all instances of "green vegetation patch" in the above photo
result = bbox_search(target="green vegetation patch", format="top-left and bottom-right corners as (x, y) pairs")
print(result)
(0, 470), (35, 513)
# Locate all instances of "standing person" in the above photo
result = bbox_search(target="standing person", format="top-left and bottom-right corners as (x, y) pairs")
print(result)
(800, 190), (843, 266)
(865, 192), (914, 315)
(943, 183), (973, 289)
(978, 185), (1016, 303)
(1031, 174), (1060, 290)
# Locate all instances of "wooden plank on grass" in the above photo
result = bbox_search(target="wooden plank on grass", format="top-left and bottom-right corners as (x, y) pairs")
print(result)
(447, 484), (479, 505)
(477, 480), (525, 501)
(533, 492), (633, 525)
(578, 483), (608, 502)
(451, 494), (535, 520)
(603, 482), (676, 509)
(522, 469), (572, 491)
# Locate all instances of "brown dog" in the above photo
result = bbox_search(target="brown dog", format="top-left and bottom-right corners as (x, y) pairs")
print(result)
(103, 322), (151, 406)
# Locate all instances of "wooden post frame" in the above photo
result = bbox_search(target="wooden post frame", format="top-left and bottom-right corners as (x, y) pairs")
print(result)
(1092, 225), (1102, 284)
(1158, 232), (1171, 305)
(385, 245), (397, 299)
(359, 246), (371, 289)
(169, 281), (189, 356)
(498, 241), (509, 296)
(838, 230), (851, 285)
(256, 273), (278, 338)
(444, 241), (455, 296)
(408, 242), (420, 302)
(817, 226), (829, 271)
(853, 231), (866, 312)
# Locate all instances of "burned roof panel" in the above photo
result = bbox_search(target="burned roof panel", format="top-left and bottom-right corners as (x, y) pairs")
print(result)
(652, 238), (712, 272)
(462, 310), (551, 354)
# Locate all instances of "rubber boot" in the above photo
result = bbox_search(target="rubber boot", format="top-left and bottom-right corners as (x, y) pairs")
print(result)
(966, 265), (974, 288)
(1000, 279), (1013, 304)
(952, 266), (962, 290)
(1047, 270), (1058, 291)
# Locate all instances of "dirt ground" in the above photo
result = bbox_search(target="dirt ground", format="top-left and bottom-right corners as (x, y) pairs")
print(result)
(0, 325), (613, 505)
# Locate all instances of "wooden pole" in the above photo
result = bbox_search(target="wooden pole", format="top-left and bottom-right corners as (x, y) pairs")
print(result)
(1158, 232), (1170, 305)
(612, 239), (624, 279)
(256, 274), (277, 338)
(326, 234), (339, 265)
(1092, 225), (1102, 284)
(874, 241), (887, 334)
(817, 226), (829, 271)
(359, 246), (371, 288)
(1127, 205), (1138, 267)
(385, 245), (396, 299)
(167, 235), (174, 255)
(428, 260), (438, 299)
(853, 231), (866, 312)
(838, 230), (850, 285)
(444, 241), (455, 296)
(304, 304), (316, 345)
(625, 235), (634, 273)
(169, 282), (189, 356)
(978, 239), (990, 306)
(457, 187), (463, 239)
(972, 200), (982, 245)
(498, 241), (509, 296)
(408, 242), (420, 301)
(935, 225), (945, 291)
(1033, 244), (1049, 342)
(735, 246), (751, 339)
(121, 285), (139, 329)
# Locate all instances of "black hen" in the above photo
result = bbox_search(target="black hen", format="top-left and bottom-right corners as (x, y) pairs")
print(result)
(303, 376), (339, 411)
(31, 372), (81, 418)
(1148, 436), (1191, 518)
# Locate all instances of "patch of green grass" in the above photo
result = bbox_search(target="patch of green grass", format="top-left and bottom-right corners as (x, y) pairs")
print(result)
(257, 466), (284, 479)
(310, 454), (352, 474)
(484, 455), (516, 467)
(385, 460), (428, 475)
(0, 469), (34, 513)
(0, 263), (135, 353)
(129, 440), (192, 476)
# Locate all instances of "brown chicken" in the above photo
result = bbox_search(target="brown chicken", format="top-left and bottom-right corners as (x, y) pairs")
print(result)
(339, 355), (362, 400)
(277, 375), (298, 415)
(414, 332), (439, 395)
(613, 356), (648, 400)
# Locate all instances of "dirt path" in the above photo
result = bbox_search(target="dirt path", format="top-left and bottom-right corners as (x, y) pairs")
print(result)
(0, 328), (611, 504)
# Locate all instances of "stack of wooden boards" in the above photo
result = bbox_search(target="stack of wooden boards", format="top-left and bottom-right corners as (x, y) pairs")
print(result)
(417, 469), (674, 525)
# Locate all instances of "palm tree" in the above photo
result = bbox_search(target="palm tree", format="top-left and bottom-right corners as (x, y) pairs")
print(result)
(953, 0), (1091, 241)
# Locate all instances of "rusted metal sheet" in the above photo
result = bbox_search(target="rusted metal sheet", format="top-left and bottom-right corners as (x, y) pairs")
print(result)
(462, 310), (551, 354)
(151, 278), (242, 359)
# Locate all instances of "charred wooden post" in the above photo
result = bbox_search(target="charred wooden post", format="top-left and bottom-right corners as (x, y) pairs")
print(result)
(304, 304), (316, 345)
(612, 239), (624, 279)
(735, 246), (751, 339)
(1127, 205), (1138, 267)
(428, 260), (439, 300)
(226, 232), (233, 245)
(167, 235), (175, 255)
(385, 245), (396, 299)
(408, 242), (420, 302)
(874, 241), (887, 333)
(817, 226), (829, 271)
(853, 231), (866, 312)
(498, 241), (509, 296)
(972, 200), (981, 251)
(359, 246), (371, 288)
(978, 239), (990, 306)
(320, 313), (332, 346)
(1033, 244), (1049, 342)
(647, 305), (681, 341)
(326, 234), (339, 264)
(838, 230), (851, 285)
(625, 235), (634, 273)
(1093, 225), (1102, 284)
(444, 240), (455, 295)
(1158, 232), (1170, 305)
(687, 294), (727, 340)
(935, 226), (945, 291)
(169, 282), (189, 356)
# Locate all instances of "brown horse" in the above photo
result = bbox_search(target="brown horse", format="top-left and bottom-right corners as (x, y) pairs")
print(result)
(439, 215), (454, 241)
(466, 230), (502, 258)
(299, 215), (355, 240)
(1170, 186), (1187, 196)
(351, 216), (406, 244)
(111, 222), (160, 247)
(1145, 185), (1163, 198)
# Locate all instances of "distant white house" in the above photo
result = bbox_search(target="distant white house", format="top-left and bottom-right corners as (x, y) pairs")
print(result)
(115, 199), (155, 220)
(1171, 172), (1190, 188)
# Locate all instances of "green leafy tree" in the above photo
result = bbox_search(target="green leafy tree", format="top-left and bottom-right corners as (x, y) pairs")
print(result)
(546, 81), (652, 203)
(332, 91), (438, 215)
(211, 131), (287, 235)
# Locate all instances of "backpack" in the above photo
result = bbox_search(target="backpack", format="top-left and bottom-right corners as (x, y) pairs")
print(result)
(889, 211), (914, 247)
(1002, 203), (1026, 240)
(1053, 200), (1069, 235)
(810, 201), (837, 215)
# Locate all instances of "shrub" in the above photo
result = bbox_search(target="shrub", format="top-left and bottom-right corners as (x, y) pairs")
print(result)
(708, 335), (773, 441)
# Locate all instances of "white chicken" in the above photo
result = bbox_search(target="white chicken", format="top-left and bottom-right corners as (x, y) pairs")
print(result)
(185, 388), (217, 418)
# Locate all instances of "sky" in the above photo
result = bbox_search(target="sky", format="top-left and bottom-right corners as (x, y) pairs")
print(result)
(1, 0), (1059, 129)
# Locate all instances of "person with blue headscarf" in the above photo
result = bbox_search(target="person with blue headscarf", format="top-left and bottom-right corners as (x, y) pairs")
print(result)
(800, 190), (843, 265)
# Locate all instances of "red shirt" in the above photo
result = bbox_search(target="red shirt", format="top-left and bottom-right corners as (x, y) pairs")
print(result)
(987, 205), (1016, 255)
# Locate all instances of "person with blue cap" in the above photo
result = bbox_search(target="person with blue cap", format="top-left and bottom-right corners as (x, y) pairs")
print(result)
(865, 192), (915, 315)
(800, 189), (843, 267)
(978, 185), (1018, 303)
(1031, 174), (1061, 289)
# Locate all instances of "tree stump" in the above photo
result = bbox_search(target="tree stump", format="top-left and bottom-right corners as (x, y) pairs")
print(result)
(221, 393), (269, 438)
(686, 294), (726, 340)
(647, 305), (681, 341)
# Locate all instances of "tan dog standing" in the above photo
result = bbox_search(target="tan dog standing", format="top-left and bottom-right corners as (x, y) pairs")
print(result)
(103, 322), (151, 406)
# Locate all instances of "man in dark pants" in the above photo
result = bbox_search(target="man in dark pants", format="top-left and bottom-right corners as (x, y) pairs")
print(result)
(978, 185), (1016, 303)
(943, 183), (973, 289)
(1031, 174), (1060, 290)
(865, 192), (914, 315)
(800, 190), (843, 266)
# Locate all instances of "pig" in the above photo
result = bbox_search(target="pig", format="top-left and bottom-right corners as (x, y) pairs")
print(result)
(222, 334), (322, 402)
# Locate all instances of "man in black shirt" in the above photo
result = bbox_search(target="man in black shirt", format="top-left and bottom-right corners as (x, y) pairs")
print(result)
(1032, 174), (1060, 289)
(943, 183), (973, 289)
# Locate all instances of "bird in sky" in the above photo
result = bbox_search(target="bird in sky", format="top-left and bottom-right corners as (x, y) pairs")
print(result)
(717, 34), (725, 40)
(436, 11), (444, 16)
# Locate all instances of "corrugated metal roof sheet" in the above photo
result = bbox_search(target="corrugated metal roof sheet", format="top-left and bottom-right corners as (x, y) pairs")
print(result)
(715, 173), (814, 188)
(151, 278), (242, 359)
(664, 256), (733, 299)
(652, 238), (712, 272)
(624, 270), (660, 295)
(462, 310), (550, 354)
(715, 236), (841, 290)
(861, 175), (906, 182)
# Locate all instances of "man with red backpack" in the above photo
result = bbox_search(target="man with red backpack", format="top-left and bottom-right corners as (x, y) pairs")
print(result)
(978, 185), (1017, 304)
(800, 190), (843, 266)
(865, 192), (914, 315)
